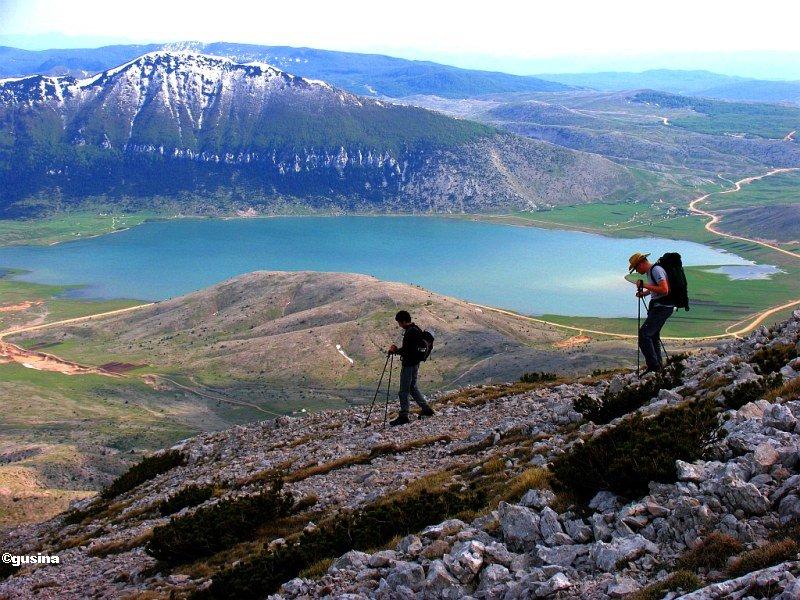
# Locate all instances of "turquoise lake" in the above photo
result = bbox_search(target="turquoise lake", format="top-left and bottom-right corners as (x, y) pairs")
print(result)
(0, 216), (759, 318)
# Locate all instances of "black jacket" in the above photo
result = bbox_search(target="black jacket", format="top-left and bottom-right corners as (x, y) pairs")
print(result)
(395, 323), (424, 365)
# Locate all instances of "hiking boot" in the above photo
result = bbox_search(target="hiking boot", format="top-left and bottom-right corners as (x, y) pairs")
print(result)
(390, 414), (410, 427)
(419, 406), (435, 418)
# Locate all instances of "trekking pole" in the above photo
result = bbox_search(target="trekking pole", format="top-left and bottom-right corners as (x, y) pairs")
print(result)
(636, 280), (643, 377)
(382, 353), (394, 430)
(364, 352), (390, 428)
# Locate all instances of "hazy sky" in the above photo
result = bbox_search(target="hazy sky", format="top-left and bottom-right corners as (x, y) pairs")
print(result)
(2, 0), (800, 77)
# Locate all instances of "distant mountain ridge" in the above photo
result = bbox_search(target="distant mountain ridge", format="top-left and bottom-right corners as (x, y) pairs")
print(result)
(0, 42), (572, 99)
(3, 44), (800, 105)
(0, 51), (632, 216)
(537, 69), (800, 105)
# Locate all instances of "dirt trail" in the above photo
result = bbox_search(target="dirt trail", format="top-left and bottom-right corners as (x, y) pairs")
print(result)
(148, 374), (283, 417)
(0, 303), (153, 376)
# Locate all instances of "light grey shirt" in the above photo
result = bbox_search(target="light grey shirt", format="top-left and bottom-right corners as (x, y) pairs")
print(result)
(648, 265), (672, 305)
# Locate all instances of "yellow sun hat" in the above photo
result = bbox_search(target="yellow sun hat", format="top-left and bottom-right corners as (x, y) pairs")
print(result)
(628, 252), (650, 272)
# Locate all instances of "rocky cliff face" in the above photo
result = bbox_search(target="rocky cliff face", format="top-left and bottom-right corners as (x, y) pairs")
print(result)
(2, 314), (799, 599)
(0, 52), (631, 216)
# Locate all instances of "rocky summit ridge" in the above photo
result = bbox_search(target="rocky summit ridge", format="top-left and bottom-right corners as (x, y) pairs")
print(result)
(2, 314), (800, 599)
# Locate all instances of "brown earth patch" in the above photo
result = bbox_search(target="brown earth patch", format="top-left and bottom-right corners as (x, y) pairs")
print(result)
(554, 335), (592, 349)
(0, 300), (43, 313)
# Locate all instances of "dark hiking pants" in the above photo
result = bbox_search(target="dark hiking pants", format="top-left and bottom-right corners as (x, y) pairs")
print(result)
(639, 303), (674, 371)
(398, 363), (431, 415)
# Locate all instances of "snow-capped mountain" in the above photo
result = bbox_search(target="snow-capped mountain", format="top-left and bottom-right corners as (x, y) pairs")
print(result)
(0, 52), (631, 216)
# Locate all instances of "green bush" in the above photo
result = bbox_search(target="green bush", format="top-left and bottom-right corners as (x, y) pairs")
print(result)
(199, 484), (485, 599)
(751, 343), (797, 375)
(101, 450), (186, 500)
(552, 398), (721, 500)
(722, 374), (782, 409)
(147, 481), (294, 564)
(519, 372), (557, 383)
(574, 357), (686, 424)
(677, 532), (743, 571)
(159, 484), (214, 517)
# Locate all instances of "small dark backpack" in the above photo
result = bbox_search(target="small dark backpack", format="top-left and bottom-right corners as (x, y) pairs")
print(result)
(653, 252), (690, 311)
(416, 328), (435, 362)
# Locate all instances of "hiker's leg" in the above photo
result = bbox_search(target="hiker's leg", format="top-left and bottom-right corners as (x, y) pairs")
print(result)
(409, 364), (431, 410)
(639, 313), (661, 371)
(397, 364), (413, 416)
(652, 306), (673, 367)
(640, 306), (672, 370)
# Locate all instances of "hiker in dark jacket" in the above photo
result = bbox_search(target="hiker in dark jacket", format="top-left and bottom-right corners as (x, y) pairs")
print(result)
(629, 252), (674, 373)
(388, 310), (434, 427)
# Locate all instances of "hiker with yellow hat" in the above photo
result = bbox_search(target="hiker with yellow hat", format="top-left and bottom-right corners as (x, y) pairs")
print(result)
(628, 252), (673, 373)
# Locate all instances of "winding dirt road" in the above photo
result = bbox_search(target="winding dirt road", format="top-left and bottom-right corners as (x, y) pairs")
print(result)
(688, 167), (800, 260)
(475, 167), (800, 341)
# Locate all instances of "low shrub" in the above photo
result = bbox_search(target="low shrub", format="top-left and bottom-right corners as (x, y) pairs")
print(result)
(63, 499), (107, 525)
(551, 398), (721, 500)
(0, 561), (20, 581)
(147, 481), (294, 564)
(629, 570), (701, 600)
(677, 532), (742, 571)
(159, 484), (214, 516)
(574, 356), (686, 424)
(294, 494), (319, 511)
(519, 372), (557, 383)
(727, 538), (799, 578)
(101, 450), (186, 500)
(751, 343), (797, 375)
(199, 481), (485, 599)
(722, 374), (782, 410)
(766, 376), (800, 402)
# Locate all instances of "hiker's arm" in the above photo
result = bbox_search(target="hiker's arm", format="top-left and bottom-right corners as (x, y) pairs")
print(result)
(643, 279), (669, 296)
(391, 333), (409, 357)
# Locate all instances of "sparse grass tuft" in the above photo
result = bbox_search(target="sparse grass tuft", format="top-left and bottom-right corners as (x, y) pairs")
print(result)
(285, 435), (450, 483)
(628, 570), (702, 600)
(727, 539), (799, 578)
(677, 532), (743, 571)
(493, 467), (550, 504)
(298, 557), (333, 580)
(441, 381), (559, 408)
(88, 528), (153, 557)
